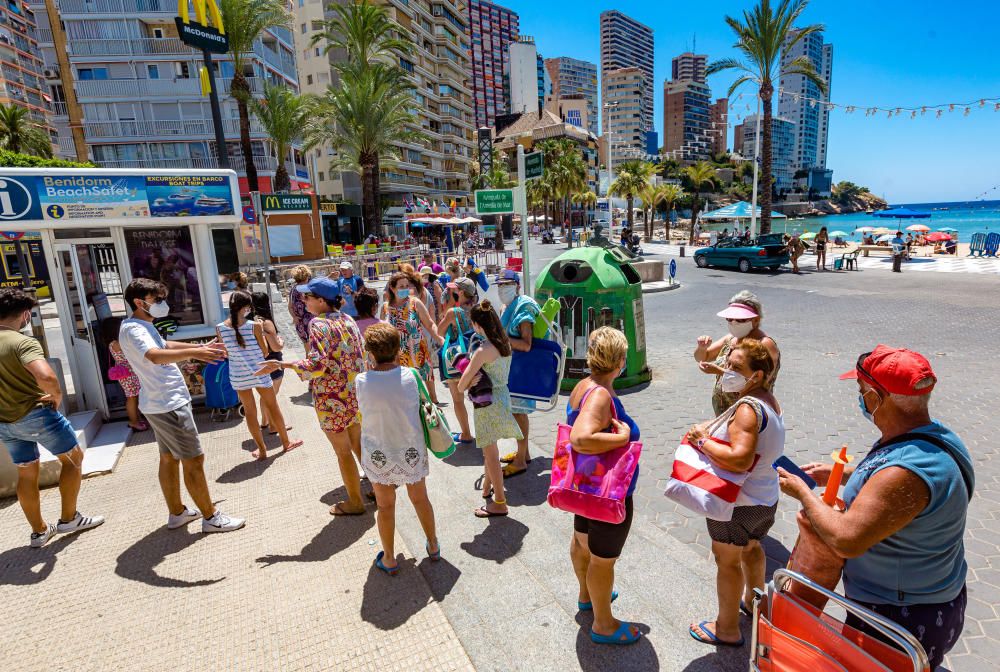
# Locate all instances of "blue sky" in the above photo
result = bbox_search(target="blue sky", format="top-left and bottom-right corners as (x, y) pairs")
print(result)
(506, 0), (1000, 203)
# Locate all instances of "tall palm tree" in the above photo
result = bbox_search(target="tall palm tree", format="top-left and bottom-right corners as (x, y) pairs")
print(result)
(683, 161), (718, 244)
(220, 0), (291, 191)
(250, 84), (308, 192)
(707, 0), (826, 234)
(652, 183), (684, 240)
(572, 189), (597, 230)
(609, 159), (655, 233)
(305, 0), (422, 234)
(0, 104), (52, 157)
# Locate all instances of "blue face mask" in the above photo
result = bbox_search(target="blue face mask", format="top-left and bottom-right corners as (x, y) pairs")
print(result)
(396, 288), (410, 299)
(858, 390), (880, 423)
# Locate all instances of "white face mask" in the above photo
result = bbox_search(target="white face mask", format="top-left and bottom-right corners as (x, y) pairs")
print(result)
(720, 370), (749, 393)
(143, 299), (170, 319)
(498, 285), (518, 306)
(728, 320), (754, 338)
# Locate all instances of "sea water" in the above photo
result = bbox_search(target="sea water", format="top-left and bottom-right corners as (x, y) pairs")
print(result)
(770, 200), (1000, 240)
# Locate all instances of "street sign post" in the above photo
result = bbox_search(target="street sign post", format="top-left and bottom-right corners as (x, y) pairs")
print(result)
(177, 0), (229, 168)
(474, 189), (516, 215)
(524, 151), (544, 181)
(669, 258), (677, 286)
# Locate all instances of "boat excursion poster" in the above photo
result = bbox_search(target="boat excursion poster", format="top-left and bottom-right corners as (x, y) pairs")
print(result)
(146, 175), (235, 217)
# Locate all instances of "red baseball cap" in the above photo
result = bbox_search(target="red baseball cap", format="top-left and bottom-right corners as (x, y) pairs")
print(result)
(839, 345), (937, 396)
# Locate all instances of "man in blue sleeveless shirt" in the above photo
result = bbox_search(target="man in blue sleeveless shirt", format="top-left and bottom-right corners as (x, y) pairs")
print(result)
(778, 345), (973, 670)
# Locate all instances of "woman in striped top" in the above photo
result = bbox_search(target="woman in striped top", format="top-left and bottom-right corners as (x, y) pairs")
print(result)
(218, 291), (302, 460)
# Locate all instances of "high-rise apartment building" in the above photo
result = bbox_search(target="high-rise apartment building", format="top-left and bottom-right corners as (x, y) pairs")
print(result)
(735, 114), (797, 192)
(671, 52), (706, 83)
(604, 66), (646, 162)
(778, 29), (833, 171)
(709, 97), (728, 155)
(466, 0), (517, 129)
(508, 36), (537, 115)
(38, 0), (303, 195)
(0, 2), (54, 154)
(544, 56), (597, 136)
(536, 51), (548, 115)
(599, 10), (653, 142)
(376, 0), (474, 206)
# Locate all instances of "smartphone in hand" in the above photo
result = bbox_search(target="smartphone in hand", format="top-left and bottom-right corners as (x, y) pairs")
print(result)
(773, 455), (817, 490)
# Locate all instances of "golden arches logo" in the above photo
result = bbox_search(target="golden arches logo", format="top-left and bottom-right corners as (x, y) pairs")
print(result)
(263, 196), (280, 209)
(178, 0), (225, 33)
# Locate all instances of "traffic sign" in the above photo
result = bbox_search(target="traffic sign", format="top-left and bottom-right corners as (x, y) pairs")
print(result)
(474, 189), (515, 215)
(669, 259), (677, 278)
(524, 151), (544, 181)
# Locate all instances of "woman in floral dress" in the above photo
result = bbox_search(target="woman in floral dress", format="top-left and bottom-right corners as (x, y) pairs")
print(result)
(379, 272), (442, 383)
(258, 276), (367, 516)
(287, 265), (314, 353)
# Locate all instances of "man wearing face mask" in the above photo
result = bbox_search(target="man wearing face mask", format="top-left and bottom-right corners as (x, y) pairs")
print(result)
(119, 278), (245, 533)
(778, 346), (973, 670)
(0, 288), (105, 547)
(694, 290), (781, 415)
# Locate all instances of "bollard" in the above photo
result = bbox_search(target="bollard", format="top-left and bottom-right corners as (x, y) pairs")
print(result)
(679, 244), (686, 257)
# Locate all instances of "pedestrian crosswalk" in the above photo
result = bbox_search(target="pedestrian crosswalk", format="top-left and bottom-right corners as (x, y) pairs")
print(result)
(855, 255), (1000, 274)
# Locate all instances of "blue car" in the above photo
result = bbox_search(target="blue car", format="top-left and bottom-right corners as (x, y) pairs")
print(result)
(693, 234), (790, 273)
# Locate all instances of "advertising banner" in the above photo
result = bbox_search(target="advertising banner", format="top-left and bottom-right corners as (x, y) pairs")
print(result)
(146, 175), (235, 217)
(124, 227), (204, 326)
(38, 175), (149, 220)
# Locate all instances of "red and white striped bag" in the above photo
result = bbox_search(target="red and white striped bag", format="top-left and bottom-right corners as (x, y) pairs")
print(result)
(663, 399), (762, 522)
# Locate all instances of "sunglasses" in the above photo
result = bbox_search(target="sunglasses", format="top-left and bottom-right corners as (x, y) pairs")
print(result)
(855, 351), (885, 392)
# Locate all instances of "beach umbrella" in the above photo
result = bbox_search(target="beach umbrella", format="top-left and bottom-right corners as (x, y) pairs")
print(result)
(856, 226), (875, 233)
(876, 233), (896, 242)
(925, 232), (952, 242)
(800, 231), (817, 240)
(829, 230), (849, 237)
(872, 227), (892, 235)
(937, 227), (958, 233)
(906, 224), (931, 232)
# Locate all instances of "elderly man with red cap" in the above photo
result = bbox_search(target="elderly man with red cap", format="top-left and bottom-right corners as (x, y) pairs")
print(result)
(778, 345), (974, 670)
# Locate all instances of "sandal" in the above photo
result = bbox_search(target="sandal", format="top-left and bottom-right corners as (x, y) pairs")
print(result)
(330, 502), (365, 516)
(374, 550), (399, 576)
(129, 421), (149, 432)
(500, 452), (531, 464)
(452, 433), (476, 447)
(578, 590), (618, 612)
(688, 621), (745, 647)
(502, 464), (527, 478)
(591, 621), (642, 646)
(474, 502), (508, 518)
(426, 539), (441, 561)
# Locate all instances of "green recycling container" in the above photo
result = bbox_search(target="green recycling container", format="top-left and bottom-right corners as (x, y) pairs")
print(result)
(534, 242), (652, 390)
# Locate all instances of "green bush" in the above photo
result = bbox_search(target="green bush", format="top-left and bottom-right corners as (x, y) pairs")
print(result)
(0, 149), (94, 168)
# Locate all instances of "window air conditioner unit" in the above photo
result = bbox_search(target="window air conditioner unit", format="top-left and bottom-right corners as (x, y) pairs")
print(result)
(43, 68), (59, 78)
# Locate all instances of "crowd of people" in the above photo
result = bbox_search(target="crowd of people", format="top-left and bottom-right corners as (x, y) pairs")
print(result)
(0, 263), (974, 666)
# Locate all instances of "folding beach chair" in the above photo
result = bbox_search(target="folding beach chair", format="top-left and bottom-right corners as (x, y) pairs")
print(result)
(751, 569), (929, 672)
(508, 313), (565, 412)
(968, 233), (986, 257)
(985, 232), (1000, 257)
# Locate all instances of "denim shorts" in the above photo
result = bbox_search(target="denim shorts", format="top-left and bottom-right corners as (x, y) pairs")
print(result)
(0, 406), (79, 465)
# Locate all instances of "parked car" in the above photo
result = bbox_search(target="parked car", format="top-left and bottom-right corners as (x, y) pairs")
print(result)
(693, 233), (790, 273)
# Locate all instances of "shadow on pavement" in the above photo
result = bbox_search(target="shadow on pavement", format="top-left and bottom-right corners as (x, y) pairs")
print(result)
(289, 390), (314, 407)
(418, 556), (461, 603)
(505, 456), (552, 507)
(679, 617), (753, 672)
(0, 533), (82, 585)
(574, 612), (659, 671)
(115, 527), (224, 588)
(442, 444), (484, 468)
(761, 535), (792, 583)
(360, 555), (426, 629)
(215, 444), (294, 484)
(459, 516), (529, 563)
(256, 501), (374, 567)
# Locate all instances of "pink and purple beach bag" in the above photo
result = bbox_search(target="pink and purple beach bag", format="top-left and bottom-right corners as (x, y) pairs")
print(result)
(548, 387), (642, 524)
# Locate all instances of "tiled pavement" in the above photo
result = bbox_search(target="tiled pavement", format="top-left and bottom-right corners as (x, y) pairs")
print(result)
(1, 239), (998, 671)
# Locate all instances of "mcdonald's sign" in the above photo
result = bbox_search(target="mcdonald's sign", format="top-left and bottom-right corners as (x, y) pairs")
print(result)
(261, 193), (313, 213)
(175, 0), (228, 53)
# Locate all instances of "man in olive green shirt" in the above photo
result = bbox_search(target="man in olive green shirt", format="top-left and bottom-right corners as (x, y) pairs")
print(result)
(0, 288), (104, 547)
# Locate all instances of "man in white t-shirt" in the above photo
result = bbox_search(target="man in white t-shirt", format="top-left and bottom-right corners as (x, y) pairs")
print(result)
(119, 278), (245, 533)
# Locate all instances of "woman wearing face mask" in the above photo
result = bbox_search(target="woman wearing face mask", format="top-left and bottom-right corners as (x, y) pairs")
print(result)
(217, 291), (302, 460)
(437, 277), (478, 446)
(379, 272), (442, 385)
(685, 338), (785, 647)
(694, 290), (781, 415)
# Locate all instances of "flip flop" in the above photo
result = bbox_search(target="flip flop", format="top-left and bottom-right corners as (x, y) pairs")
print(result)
(590, 621), (642, 646)
(426, 540), (441, 561)
(330, 502), (365, 516)
(500, 452), (532, 464)
(374, 551), (398, 576)
(579, 590), (618, 611)
(474, 505), (508, 518)
(688, 621), (745, 647)
(282, 439), (303, 452)
(482, 488), (493, 500)
(452, 433), (476, 447)
(740, 600), (752, 617)
(502, 464), (527, 478)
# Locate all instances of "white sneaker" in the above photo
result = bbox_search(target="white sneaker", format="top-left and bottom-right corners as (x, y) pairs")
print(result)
(167, 506), (202, 530)
(56, 511), (105, 535)
(202, 511), (245, 533)
(30, 522), (57, 548)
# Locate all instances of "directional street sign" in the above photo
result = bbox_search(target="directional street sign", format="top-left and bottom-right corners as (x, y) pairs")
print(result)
(669, 259), (677, 278)
(474, 189), (515, 215)
(524, 151), (544, 181)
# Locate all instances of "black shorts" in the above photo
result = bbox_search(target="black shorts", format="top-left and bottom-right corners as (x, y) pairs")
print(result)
(706, 503), (777, 547)
(573, 497), (634, 559)
(266, 351), (284, 380)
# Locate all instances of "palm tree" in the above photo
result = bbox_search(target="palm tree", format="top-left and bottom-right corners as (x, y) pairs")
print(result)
(652, 183), (684, 241)
(609, 159), (655, 234)
(250, 84), (308, 192)
(683, 161), (718, 244)
(220, 0), (291, 191)
(572, 189), (597, 229)
(305, 0), (422, 234)
(707, 0), (826, 234)
(0, 104), (52, 157)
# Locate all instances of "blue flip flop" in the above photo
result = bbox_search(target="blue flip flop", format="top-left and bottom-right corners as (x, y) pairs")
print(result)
(426, 540), (441, 561)
(590, 621), (642, 645)
(452, 433), (476, 447)
(374, 551), (399, 576)
(689, 621), (745, 647)
(579, 590), (619, 611)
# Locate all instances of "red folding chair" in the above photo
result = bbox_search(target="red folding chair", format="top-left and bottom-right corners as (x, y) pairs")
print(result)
(506, 256), (523, 272)
(751, 569), (929, 672)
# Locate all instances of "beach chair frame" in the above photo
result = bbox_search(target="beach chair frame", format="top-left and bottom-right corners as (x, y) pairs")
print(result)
(508, 311), (566, 413)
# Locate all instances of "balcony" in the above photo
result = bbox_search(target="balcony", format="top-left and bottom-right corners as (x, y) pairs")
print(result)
(74, 76), (263, 101)
(93, 154), (291, 175)
(83, 117), (266, 141)
(68, 38), (188, 57)
(58, 0), (174, 15)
